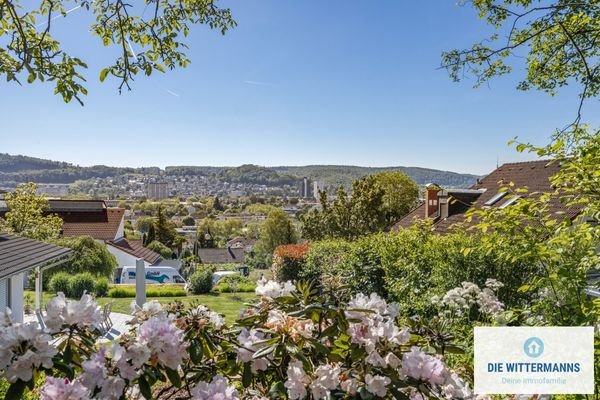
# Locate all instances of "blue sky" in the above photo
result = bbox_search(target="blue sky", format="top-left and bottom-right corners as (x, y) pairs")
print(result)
(1, 1), (597, 175)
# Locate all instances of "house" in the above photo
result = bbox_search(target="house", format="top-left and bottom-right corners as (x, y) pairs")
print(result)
(106, 238), (162, 268)
(226, 236), (257, 251)
(47, 200), (125, 241)
(197, 247), (246, 264)
(0, 233), (72, 322)
(0, 199), (126, 242)
(392, 160), (581, 234)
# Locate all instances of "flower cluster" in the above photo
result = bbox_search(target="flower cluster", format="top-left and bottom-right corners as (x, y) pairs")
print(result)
(255, 277), (296, 299)
(0, 309), (56, 383)
(402, 347), (473, 398)
(192, 374), (240, 399)
(346, 293), (410, 354)
(41, 377), (89, 400)
(236, 328), (269, 372)
(433, 280), (505, 317)
(44, 292), (103, 333)
(0, 280), (479, 400)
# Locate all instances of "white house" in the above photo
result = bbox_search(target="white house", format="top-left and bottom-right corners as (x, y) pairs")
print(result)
(106, 238), (162, 268)
(0, 233), (72, 322)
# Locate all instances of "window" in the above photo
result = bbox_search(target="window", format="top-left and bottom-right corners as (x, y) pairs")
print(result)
(484, 191), (507, 206)
(498, 195), (521, 209)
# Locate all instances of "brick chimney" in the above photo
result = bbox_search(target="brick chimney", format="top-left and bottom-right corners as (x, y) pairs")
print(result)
(424, 184), (440, 218)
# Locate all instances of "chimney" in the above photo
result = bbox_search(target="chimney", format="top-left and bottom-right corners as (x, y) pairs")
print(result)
(438, 189), (449, 219)
(424, 184), (440, 218)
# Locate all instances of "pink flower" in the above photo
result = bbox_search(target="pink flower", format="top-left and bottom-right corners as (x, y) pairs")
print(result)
(41, 377), (89, 400)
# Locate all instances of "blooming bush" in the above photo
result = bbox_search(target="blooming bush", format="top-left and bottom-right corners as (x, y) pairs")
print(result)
(271, 243), (310, 282)
(0, 283), (482, 399)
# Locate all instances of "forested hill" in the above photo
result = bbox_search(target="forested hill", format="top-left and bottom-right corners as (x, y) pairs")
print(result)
(0, 153), (160, 184)
(273, 165), (479, 188)
(0, 153), (479, 188)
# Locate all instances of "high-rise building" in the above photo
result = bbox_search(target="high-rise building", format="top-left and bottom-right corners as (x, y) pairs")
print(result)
(146, 182), (169, 200)
(298, 177), (313, 199)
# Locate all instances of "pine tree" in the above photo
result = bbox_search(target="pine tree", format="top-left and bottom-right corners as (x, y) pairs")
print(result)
(145, 224), (156, 245)
(155, 205), (175, 246)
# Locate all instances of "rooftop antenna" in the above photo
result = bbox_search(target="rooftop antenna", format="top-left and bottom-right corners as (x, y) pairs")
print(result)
(496, 156), (499, 169)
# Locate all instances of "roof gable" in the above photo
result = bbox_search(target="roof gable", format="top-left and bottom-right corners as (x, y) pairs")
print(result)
(0, 234), (72, 280)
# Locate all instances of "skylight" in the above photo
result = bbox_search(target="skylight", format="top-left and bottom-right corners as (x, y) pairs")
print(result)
(498, 195), (521, 209)
(484, 191), (507, 206)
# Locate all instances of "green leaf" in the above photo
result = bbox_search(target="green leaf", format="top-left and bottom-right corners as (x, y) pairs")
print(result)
(165, 367), (181, 388)
(242, 362), (252, 387)
(99, 68), (110, 82)
(6, 380), (27, 399)
(138, 375), (153, 399)
(27, 73), (35, 83)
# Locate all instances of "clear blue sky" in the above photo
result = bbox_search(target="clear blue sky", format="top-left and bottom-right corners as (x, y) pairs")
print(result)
(1, 1), (597, 175)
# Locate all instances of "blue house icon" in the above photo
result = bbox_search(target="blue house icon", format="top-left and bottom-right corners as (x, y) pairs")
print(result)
(524, 337), (544, 358)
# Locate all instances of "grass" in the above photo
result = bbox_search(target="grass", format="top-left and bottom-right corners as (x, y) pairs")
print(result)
(26, 290), (257, 323)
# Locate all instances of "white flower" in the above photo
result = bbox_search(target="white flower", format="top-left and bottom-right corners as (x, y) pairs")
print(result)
(345, 293), (408, 351)
(44, 293), (103, 333)
(0, 321), (56, 383)
(79, 346), (108, 392)
(438, 281), (504, 317)
(99, 375), (127, 400)
(384, 352), (401, 368)
(136, 314), (187, 370)
(255, 279), (296, 299)
(340, 377), (359, 395)
(365, 374), (390, 397)
(41, 377), (89, 400)
(191, 374), (239, 399)
(236, 328), (270, 372)
(309, 364), (340, 399)
(484, 279), (504, 290)
(439, 371), (473, 399)
(284, 360), (310, 400)
(401, 347), (446, 386)
(366, 350), (386, 367)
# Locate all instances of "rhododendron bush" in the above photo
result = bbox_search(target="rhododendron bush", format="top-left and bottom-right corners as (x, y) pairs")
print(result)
(0, 280), (480, 399)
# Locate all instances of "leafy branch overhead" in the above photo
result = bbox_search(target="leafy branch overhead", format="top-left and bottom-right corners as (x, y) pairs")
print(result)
(0, 0), (236, 105)
(442, 0), (600, 127)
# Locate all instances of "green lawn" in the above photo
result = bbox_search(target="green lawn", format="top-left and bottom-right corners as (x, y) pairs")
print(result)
(26, 291), (257, 323)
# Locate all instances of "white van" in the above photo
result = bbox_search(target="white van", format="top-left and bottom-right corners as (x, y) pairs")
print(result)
(120, 266), (187, 285)
(212, 270), (239, 284)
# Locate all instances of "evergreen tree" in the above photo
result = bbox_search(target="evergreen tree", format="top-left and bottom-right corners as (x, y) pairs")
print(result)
(155, 205), (175, 246)
(145, 224), (156, 246)
(213, 196), (224, 212)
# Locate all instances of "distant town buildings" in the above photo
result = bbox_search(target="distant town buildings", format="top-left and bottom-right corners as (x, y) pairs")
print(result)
(298, 177), (313, 199)
(146, 182), (169, 200)
(36, 183), (70, 196)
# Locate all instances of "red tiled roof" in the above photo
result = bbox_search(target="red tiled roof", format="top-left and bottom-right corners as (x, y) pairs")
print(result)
(392, 160), (581, 234)
(61, 208), (124, 241)
(107, 238), (162, 264)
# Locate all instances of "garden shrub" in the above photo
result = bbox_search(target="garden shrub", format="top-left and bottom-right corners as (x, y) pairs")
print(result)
(69, 273), (96, 298)
(215, 275), (256, 293)
(107, 286), (187, 298)
(49, 272), (73, 297)
(94, 278), (110, 297)
(271, 243), (309, 282)
(188, 268), (213, 294)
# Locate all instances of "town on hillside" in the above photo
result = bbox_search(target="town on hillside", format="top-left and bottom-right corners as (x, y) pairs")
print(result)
(0, 1), (597, 399)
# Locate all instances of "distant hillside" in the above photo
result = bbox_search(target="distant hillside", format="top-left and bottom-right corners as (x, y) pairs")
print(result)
(0, 153), (479, 189)
(220, 164), (298, 186)
(273, 165), (479, 189)
(0, 153), (160, 185)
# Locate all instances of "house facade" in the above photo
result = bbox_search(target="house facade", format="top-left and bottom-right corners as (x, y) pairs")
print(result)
(392, 160), (581, 234)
